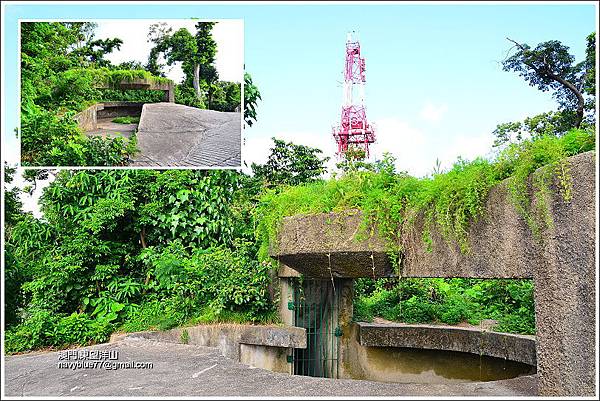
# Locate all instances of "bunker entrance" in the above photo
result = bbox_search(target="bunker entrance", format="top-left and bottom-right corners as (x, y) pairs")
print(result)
(291, 278), (342, 378)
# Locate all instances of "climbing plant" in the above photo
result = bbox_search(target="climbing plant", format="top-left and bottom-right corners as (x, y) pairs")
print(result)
(255, 128), (595, 261)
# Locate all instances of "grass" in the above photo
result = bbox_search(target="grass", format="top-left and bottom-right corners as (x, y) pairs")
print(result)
(112, 116), (140, 124)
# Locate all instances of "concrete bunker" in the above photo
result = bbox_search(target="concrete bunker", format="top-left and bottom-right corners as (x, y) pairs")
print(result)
(73, 76), (174, 134)
(270, 151), (596, 396)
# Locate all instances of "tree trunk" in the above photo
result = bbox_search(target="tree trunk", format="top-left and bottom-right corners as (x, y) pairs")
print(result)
(193, 63), (201, 99)
(547, 71), (585, 128)
(507, 38), (585, 128)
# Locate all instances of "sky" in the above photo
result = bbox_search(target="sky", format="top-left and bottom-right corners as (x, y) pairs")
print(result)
(1, 2), (598, 215)
(240, 4), (596, 176)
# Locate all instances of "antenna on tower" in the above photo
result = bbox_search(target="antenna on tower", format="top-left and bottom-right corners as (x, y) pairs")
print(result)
(332, 32), (376, 159)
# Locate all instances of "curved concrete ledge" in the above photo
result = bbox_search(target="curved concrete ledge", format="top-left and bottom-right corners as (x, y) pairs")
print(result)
(357, 322), (536, 366)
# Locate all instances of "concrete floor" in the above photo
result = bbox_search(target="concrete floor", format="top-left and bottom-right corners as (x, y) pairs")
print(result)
(3, 338), (537, 397)
(85, 117), (137, 139)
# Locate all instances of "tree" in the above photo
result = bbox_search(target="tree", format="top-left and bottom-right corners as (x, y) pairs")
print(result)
(20, 22), (130, 166)
(73, 37), (123, 68)
(494, 33), (596, 146)
(503, 36), (593, 129)
(4, 165), (26, 327)
(244, 72), (261, 127)
(4, 168), (272, 353)
(251, 138), (329, 187)
(194, 22), (218, 99)
(147, 22), (217, 101)
(492, 110), (577, 147)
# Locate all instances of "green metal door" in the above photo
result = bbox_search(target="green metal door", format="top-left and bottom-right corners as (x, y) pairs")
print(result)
(290, 278), (341, 378)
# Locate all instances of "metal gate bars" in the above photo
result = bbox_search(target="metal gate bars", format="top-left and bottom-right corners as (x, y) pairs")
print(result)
(290, 278), (341, 378)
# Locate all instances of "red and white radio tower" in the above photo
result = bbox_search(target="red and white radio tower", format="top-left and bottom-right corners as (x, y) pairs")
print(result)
(332, 32), (376, 158)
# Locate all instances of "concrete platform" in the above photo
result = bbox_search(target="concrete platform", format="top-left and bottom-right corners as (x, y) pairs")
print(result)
(3, 338), (537, 397)
(85, 117), (137, 139)
(131, 103), (241, 167)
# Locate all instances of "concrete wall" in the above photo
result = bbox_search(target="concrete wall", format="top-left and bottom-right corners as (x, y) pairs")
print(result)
(272, 151), (597, 396)
(239, 344), (291, 374)
(97, 102), (144, 119)
(73, 103), (104, 131)
(97, 78), (174, 103)
(125, 323), (305, 374)
(74, 102), (144, 130)
(273, 212), (395, 278)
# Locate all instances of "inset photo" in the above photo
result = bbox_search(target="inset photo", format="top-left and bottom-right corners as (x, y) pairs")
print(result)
(20, 19), (243, 168)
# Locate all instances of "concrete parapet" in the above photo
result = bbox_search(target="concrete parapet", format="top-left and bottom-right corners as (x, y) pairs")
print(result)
(273, 212), (395, 278)
(356, 322), (536, 366)
(73, 103), (104, 131)
(124, 323), (306, 374)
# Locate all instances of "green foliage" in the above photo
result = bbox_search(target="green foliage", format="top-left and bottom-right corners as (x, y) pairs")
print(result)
(5, 169), (273, 353)
(112, 116), (140, 124)
(100, 89), (166, 103)
(353, 278), (536, 335)
(495, 129), (594, 237)
(244, 72), (262, 127)
(19, 22), (159, 166)
(175, 84), (205, 108)
(251, 138), (330, 189)
(209, 81), (241, 112)
(583, 32), (596, 97)
(139, 241), (273, 319)
(492, 110), (580, 147)
(5, 310), (113, 353)
(180, 329), (190, 344)
(20, 104), (135, 166)
(4, 166), (27, 327)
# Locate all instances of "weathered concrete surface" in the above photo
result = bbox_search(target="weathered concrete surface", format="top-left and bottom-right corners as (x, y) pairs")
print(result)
(271, 151), (597, 396)
(273, 211), (395, 278)
(529, 151), (596, 396)
(239, 343), (291, 374)
(73, 103), (104, 131)
(3, 338), (537, 396)
(78, 102), (141, 139)
(356, 322), (536, 366)
(124, 323), (306, 361)
(131, 103), (241, 167)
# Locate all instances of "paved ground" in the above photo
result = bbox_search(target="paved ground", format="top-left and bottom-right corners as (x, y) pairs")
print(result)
(85, 117), (137, 139)
(130, 103), (241, 167)
(4, 338), (537, 397)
